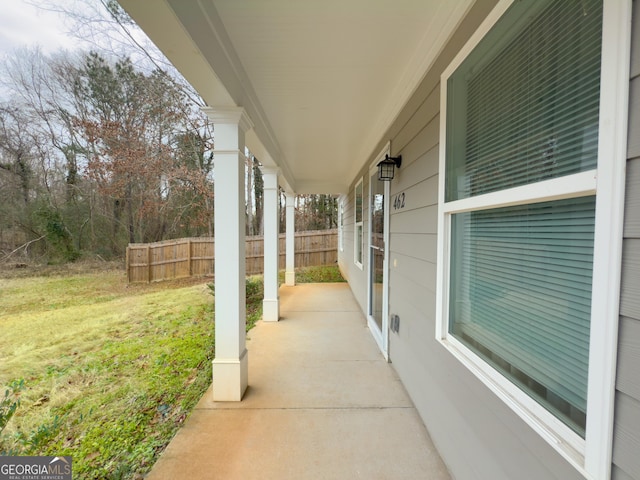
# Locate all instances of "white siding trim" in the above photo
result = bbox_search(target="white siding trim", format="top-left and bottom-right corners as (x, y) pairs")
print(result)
(584, 1), (631, 477)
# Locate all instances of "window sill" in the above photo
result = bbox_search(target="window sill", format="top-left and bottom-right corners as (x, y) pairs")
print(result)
(437, 335), (590, 477)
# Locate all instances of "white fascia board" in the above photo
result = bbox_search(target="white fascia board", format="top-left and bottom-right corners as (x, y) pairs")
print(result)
(122, 0), (297, 197)
(165, 0), (295, 198)
(118, 0), (235, 106)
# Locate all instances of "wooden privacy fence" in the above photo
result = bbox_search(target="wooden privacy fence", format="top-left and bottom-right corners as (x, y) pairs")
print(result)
(126, 229), (338, 283)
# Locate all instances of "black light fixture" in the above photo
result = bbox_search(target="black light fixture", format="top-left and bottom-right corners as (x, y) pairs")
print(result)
(377, 154), (402, 181)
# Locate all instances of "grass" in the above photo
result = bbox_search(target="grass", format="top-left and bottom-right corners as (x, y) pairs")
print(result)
(0, 269), (220, 479)
(0, 263), (344, 479)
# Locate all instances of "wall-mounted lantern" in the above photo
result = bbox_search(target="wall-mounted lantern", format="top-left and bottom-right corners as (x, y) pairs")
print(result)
(377, 154), (402, 181)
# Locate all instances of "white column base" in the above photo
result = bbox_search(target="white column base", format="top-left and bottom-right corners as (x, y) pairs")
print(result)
(212, 348), (248, 401)
(262, 298), (280, 322)
(285, 270), (296, 286)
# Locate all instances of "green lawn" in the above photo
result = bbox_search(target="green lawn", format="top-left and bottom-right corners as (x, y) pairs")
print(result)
(0, 263), (344, 479)
(0, 269), (216, 479)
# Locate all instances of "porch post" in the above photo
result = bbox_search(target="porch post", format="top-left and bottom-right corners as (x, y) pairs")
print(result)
(262, 167), (280, 321)
(285, 193), (296, 286)
(203, 106), (253, 401)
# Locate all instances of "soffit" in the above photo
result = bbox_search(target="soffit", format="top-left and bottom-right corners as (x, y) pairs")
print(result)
(119, 0), (472, 193)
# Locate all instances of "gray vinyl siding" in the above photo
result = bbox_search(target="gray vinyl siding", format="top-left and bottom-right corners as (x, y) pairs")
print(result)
(613, 465), (636, 480)
(339, 0), (638, 478)
(381, 1), (583, 473)
(612, 2), (640, 477)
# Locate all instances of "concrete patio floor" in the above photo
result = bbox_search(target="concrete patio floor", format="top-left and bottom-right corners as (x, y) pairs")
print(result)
(146, 283), (451, 480)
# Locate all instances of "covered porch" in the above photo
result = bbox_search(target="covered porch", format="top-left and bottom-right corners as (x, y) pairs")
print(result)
(146, 283), (450, 480)
(115, 0), (473, 405)
(109, 3), (464, 475)
(110, 4), (469, 475)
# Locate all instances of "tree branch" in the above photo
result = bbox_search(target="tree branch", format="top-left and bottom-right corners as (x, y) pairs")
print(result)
(1, 235), (46, 261)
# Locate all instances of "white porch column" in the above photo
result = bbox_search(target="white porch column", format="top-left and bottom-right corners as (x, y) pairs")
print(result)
(204, 106), (253, 401)
(285, 193), (296, 286)
(262, 167), (280, 321)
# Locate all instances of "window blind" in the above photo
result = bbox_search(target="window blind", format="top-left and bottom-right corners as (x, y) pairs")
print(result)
(445, 0), (602, 202)
(449, 196), (595, 436)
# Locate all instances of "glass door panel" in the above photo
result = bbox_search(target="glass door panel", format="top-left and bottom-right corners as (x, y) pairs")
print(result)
(369, 173), (385, 332)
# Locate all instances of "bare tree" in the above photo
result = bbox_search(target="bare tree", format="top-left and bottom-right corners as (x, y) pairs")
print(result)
(0, 47), (215, 260)
(31, 0), (206, 108)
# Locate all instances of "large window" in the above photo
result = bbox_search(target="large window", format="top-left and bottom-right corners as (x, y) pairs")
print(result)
(354, 178), (363, 268)
(437, 0), (628, 477)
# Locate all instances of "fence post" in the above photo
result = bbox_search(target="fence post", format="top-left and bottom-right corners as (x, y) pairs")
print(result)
(187, 239), (192, 276)
(147, 245), (152, 283)
(125, 246), (130, 283)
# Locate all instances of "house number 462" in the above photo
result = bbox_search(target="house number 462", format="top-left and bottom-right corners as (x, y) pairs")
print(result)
(393, 193), (405, 210)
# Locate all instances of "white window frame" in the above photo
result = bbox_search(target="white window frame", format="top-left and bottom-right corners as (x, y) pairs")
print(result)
(354, 178), (364, 269)
(338, 196), (345, 252)
(435, 1), (630, 478)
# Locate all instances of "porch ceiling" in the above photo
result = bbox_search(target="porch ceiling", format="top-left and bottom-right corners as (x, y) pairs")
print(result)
(117, 0), (472, 194)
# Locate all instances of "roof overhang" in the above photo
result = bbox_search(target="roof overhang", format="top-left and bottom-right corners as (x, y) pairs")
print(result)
(118, 0), (473, 194)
